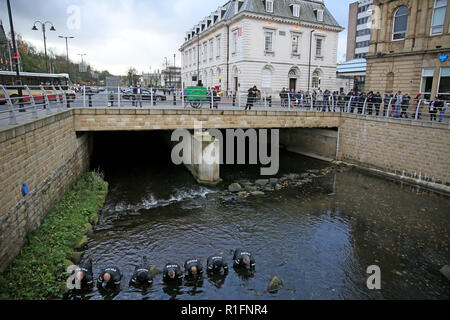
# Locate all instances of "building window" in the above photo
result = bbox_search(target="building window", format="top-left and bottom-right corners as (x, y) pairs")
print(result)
(431, 0), (447, 35)
(316, 9), (324, 22)
(292, 35), (299, 54)
(265, 31), (273, 52)
(355, 53), (368, 59)
(315, 38), (323, 57)
(356, 28), (371, 37)
(438, 67), (450, 98)
(210, 39), (214, 60)
(261, 67), (272, 88)
(312, 71), (320, 88)
(216, 37), (221, 57)
(356, 40), (370, 48)
(420, 68), (435, 97)
(392, 6), (409, 41)
(232, 31), (237, 53)
(357, 17), (370, 25)
(292, 5), (300, 17)
(266, 0), (273, 13)
(203, 43), (207, 61)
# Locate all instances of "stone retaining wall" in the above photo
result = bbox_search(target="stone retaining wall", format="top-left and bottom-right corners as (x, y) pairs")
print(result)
(0, 111), (90, 272)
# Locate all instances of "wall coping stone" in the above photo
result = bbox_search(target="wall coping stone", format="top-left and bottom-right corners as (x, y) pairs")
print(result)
(0, 110), (72, 143)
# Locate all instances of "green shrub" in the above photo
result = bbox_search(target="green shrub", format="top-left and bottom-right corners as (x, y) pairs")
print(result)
(0, 172), (108, 300)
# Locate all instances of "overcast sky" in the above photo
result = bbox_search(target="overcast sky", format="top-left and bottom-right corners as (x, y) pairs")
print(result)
(0, 0), (353, 75)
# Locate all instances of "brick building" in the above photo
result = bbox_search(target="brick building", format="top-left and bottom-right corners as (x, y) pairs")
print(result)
(366, 0), (450, 99)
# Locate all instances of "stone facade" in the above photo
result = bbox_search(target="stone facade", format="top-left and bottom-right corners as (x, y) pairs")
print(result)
(366, 0), (450, 98)
(72, 108), (341, 131)
(338, 114), (450, 185)
(0, 111), (90, 272)
(180, 0), (343, 94)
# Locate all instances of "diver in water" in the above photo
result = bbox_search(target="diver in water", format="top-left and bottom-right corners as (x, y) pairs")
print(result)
(206, 255), (229, 274)
(163, 262), (183, 283)
(233, 249), (256, 270)
(130, 256), (153, 286)
(71, 259), (94, 289)
(97, 266), (123, 288)
(184, 258), (204, 278)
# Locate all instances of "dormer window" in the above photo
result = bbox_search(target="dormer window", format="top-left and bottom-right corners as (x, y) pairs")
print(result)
(266, 0), (274, 13)
(292, 4), (300, 17)
(235, 0), (244, 14)
(315, 9), (324, 22)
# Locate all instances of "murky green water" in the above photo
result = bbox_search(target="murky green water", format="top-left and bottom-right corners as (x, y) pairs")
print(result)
(67, 132), (449, 300)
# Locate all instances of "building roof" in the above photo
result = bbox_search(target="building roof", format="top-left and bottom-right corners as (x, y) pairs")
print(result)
(337, 58), (367, 74)
(183, 0), (342, 44)
(242, 0), (341, 28)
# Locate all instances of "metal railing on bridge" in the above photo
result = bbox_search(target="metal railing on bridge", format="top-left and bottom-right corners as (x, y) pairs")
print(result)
(1, 85), (449, 126)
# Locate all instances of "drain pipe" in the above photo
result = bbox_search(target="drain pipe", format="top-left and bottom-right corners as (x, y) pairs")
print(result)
(226, 24), (230, 92)
(335, 127), (341, 160)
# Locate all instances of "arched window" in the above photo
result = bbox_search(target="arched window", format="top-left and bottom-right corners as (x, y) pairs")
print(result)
(312, 70), (321, 89)
(261, 67), (272, 88)
(392, 6), (408, 40)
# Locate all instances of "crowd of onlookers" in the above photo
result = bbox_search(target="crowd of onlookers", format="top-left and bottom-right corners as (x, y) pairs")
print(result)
(276, 88), (448, 122)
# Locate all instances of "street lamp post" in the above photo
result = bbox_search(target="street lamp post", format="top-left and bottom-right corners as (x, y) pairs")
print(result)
(32, 21), (56, 73)
(78, 53), (87, 84)
(6, 0), (23, 110)
(307, 29), (315, 92)
(59, 35), (74, 74)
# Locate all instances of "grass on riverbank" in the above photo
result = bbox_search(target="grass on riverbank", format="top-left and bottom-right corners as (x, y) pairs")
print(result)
(0, 171), (108, 300)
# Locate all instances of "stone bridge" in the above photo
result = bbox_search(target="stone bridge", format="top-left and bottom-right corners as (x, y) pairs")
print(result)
(0, 107), (449, 272)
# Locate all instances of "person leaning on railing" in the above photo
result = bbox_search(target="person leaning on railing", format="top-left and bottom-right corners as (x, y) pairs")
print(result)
(429, 96), (439, 121)
(400, 93), (411, 118)
(437, 96), (447, 122)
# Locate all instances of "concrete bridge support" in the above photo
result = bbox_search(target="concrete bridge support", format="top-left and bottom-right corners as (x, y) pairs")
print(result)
(184, 131), (221, 186)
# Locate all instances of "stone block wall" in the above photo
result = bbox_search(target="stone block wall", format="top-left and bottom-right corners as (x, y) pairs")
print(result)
(0, 111), (90, 272)
(338, 115), (450, 185)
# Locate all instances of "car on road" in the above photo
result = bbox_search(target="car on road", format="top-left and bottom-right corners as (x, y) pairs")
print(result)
(121, 89), (167, 101)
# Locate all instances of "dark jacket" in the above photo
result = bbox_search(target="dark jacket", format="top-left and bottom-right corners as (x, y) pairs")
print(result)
(233, 248), (256, 269)
(163, 263), (183, 282)
(97, 266), (122, 286)
(130, 257), (153, 286)
(206, 255), (229, 273)
(71, 259), (94, 289)
(184, 258), (204, 277)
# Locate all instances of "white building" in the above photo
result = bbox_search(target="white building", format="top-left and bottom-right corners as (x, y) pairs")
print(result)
(179, 0), (343, 95)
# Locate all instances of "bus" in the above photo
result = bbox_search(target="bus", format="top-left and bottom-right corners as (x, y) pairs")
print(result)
(0, 71), (76, 105)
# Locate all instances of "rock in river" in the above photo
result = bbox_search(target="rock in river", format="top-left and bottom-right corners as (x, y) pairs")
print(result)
(269, 178), (279, 185)
(268, 276), (284, 292)
(255, 179), (269, 186)
(228, 183), (242, 192)
(251, 191), (265, 196)
(440, 265), (450, 282)
(245, 185), (258, 192)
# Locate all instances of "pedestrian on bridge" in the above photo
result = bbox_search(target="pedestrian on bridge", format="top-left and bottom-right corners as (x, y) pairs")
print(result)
(133, 81), (143, 108)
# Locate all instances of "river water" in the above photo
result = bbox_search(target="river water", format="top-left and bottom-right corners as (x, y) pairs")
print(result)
(67, 132), (449, 300)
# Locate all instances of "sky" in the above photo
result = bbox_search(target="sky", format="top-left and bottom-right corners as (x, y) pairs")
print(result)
(0, 0), (353, 75)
